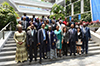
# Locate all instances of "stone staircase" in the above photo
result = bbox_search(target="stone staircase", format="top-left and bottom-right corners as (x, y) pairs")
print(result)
(0, 32), (100, 66)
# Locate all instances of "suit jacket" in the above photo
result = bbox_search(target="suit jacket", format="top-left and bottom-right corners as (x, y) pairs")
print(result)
(21, 16), (30, 22)
(48, 19), (52, 24)
(53, 19), (57, 23)
(38, 28), (47, 44)
(69, 22), (75, 27)
(62, 32), (70, 43)
(81, 27), (91, 41)
(68, 28), (78, 42)
(33, 18), (36, 22)
(47, 31), (57, 51)
(21, 16), (30, 26)
(51, 23), (57, 31)
(21, 20), (28, 29)
(27, 29), (37, 46)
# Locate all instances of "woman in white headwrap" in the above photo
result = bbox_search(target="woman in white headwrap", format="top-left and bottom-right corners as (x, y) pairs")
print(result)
(14, 25), (28, 63)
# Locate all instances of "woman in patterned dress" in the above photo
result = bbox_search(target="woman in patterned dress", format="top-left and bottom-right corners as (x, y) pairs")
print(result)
(14, 25), (28, 63)
(54, 26), (62, 57)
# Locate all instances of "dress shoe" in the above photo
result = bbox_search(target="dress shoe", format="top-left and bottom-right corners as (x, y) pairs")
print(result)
(82, 51), (84, 54)
(43, 57), (47, 59)
(35, 59), (37, 61)
(70, 53), (72, 56)
(29, 60), (32, 63)
(74, 54), (76, 56)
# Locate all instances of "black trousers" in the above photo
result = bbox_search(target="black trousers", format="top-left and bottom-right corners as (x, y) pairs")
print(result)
(39, 41), (46, 62)
(70, 41), (76, 55)
(82, 40), (88, 54)
(62, 40), (68, 55)
(29, 42), (37, 61)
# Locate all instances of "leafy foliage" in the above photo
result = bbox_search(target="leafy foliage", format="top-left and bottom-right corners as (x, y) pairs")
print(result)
(66, 5), (71, 16)
(50, 4), (65, 20)
(50, 13), (65, 20)
(65, 0), (91, 22)
(0, 2), (19, 30)
(81, 12), (91, 22)
(71, 0), (78, 3)
(66, 0), (70, 5)
(51, 4), (64, 14)
(74, 1), (81, 14)
(84, 0), (90, 12)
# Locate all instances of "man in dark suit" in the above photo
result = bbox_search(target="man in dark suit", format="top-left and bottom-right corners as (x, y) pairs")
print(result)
(47, 16), (52, 24)
(70, 18), (75, 28)
(81, 23), (91, 54)
(21, 13), (30, 26)
(21, 17), (28, 32)
(68, 24), (78, 56)
(27, 24), (37, 63)
(21, 13), (30, 22)
(53, 16), (57, 23)
(33, 15), (36, 22)
(51, 20), (57, 31)
(38, 24), (47, 64)
(42, 15), (46, 22)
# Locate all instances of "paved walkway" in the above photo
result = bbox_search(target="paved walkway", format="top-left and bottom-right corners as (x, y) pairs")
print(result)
(26, 54), (100, 66)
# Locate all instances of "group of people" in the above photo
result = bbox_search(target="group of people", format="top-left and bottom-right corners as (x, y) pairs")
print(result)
(14, 13), (91, 64)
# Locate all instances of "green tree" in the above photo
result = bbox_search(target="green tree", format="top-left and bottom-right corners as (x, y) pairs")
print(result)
(0, 2), (19, 30)
(50, 4), (65, 20)
(74, 1), (81, 14)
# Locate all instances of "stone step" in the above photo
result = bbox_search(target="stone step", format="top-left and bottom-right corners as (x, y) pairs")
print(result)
(7, 38), (14, 41)
(5, 43), (16, 45)
(6, 41), (15, 44)
(4, 44), (16, 47)
(9, 36), (14, 38)
(89, 46), (100, 51)
(0, 55), (15, 62)
(88, 50), (100, 54)
(1, 47), (16, 51)
(0, 61), (16, 66)
(0, 51), (16, 56)
(88, 44), (99, 47)
(0, 50), (100, 66)
(88, 41), (96, 44)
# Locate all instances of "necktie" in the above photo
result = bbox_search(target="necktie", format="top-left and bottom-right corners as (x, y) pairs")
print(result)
(83, 27), (86, 33)
(43, 29), (46, 40)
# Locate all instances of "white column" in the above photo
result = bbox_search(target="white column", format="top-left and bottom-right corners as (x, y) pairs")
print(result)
(90, 0), (93, 21)
(71, 3), (74, 16)
(64, 0), (66, 7)
(55, 0), (58, 3)
(70, 0), (71, 3)
(81, 0), (84, 13)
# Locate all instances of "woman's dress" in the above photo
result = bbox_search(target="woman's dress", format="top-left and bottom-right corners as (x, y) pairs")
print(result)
(54, 30), (62, 49)
(14, 31), (28, 62)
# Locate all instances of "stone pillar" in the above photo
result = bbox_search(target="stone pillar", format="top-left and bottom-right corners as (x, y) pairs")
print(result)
(71, 3), (74, 16)
(81, 0), (84, 13)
